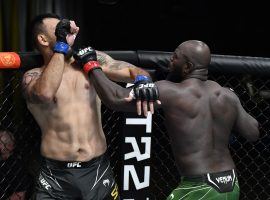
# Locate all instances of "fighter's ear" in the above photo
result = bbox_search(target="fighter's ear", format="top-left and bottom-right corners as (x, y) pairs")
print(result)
(37, 34), (49, 47)
(184, 61), (194, 74)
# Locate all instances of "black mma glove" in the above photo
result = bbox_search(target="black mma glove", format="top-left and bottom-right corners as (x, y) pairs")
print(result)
(73, 46), (101, 73)
(54, 19), (71, 54)
(133, 75), (159, 101)
(55, 19), (71, 43)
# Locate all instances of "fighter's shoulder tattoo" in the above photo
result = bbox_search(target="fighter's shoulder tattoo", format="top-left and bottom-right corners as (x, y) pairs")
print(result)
(21, 70), (42, 101)
(22, 70), (41, 88)
(24, 71), (41, 78)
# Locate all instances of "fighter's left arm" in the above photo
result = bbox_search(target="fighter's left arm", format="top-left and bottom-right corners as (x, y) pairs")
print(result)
(96, 50), (150, 82)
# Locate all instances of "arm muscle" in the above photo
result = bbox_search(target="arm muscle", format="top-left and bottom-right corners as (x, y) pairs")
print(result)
(97, 51), (150, 83)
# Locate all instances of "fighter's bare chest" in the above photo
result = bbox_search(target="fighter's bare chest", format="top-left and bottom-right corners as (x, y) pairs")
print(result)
(55, 71), (95, 101)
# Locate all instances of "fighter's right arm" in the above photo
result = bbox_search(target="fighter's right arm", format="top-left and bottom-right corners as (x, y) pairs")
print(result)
(233, 94), (259, 142)
(22, 54), (65, 104)
(74, 46), (160, 116)
(22, 19), (79, 104)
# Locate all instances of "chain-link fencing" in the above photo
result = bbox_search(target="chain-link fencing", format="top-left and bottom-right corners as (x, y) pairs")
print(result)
(0, 68), (269, 200)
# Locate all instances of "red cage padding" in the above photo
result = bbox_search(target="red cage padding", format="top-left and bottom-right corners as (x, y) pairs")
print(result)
(0, 52), (21, 69)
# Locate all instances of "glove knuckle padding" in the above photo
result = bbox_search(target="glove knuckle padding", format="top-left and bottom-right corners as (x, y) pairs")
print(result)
(55, 19), (71, 43)
(133, 75), (159, 101)
(73, 46), (101, 73)
(74, 47), (97, 65)
(147, 88), (153, 101)
(142, 88), (148, 101)
(134, 88), (141, 100)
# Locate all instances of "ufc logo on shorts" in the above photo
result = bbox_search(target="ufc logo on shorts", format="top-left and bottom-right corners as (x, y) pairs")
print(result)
(39, 175), (52, 190)
(78, 47), (92, 56)
(67, 162), (82, 168)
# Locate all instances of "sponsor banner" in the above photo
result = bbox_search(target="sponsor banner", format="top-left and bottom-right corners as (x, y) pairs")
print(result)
(121, 112), (152, 200)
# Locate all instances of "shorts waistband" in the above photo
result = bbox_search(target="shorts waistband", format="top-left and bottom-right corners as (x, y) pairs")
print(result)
(42, 153), (107, 169)
(181, 169), (236, 182)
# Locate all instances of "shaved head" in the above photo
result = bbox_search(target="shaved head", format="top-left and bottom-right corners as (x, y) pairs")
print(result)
(168, 40), (211, 81)
(177, 40), (211, 69)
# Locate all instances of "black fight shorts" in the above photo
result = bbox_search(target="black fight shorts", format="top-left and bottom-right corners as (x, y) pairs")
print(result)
(35, 153), (119, 200)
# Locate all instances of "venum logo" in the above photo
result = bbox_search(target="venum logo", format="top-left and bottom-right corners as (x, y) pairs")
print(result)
(67, 162), (82, 168)
(216, 175), (232, 184)
(103, 179), (110, 187)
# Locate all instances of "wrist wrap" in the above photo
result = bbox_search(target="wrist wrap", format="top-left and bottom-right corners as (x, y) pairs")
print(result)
(83, 61), (101, 73)
(54, 42), (69, 54)
(134, 75), (151, 83)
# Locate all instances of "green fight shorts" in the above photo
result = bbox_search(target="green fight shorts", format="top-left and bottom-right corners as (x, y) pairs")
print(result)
(166, 169), (239, 200)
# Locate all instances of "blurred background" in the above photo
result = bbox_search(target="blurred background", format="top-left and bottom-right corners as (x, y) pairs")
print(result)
(0, 0), (270, 56)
